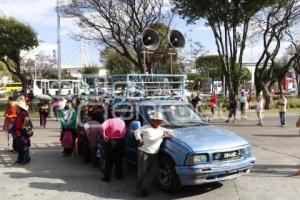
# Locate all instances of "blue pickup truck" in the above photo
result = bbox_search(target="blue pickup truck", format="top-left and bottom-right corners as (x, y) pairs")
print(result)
(119, 99), (255, 192)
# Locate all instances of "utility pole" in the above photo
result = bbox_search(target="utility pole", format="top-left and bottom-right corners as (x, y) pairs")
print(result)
(57, 0), (62, 95)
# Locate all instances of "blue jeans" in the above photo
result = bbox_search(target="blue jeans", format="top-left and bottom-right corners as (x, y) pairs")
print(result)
(279, 112), (286, 125)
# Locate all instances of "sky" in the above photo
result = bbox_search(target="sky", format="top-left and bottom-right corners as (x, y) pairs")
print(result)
(0, 0), (293, 67)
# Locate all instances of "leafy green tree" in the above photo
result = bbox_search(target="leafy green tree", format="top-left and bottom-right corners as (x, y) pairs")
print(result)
(62, 69), (75, 79)
(186, 73), (204, 91)
(40, 69), (58, 79)
(101, 47), (136, 75)
(232, 64), (251, 86)
(81, 64), (101, 85)
(82, 64), (100, 75)
(172, 0), (271, 102)
(0, 61), (10, 77)
(290, 45), (300, 95)
(253, 0), (300, 109)
(195, 55), (222, 83)
(0, 16), (38, 93)
(63, 0), (165, 73)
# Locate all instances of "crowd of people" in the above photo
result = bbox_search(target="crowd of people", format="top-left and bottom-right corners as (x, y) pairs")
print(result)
(191, 90), (289, 127)
(3, 93), (32, 165)
(0, 89), (294, 197)
(33, 95), (173, 197)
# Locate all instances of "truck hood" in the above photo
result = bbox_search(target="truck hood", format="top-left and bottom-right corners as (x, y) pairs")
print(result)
(173, 125), (248, 152)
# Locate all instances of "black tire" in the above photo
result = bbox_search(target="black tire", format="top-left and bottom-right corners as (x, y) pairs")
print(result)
(158, 156), (181, 193)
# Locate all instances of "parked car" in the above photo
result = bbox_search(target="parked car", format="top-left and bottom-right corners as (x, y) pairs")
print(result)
(120, 99), (255, 192)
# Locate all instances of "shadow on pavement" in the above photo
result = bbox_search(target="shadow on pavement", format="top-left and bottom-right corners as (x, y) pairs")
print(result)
(253, 134), (300, 138)
(1, 143), (223, 199)
(250, 164), (300, 177)
(211, 123), (276, 128)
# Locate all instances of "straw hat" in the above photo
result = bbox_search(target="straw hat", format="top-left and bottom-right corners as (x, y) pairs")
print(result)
(150, 112), (164, 121)
(15, 100), (29, 111)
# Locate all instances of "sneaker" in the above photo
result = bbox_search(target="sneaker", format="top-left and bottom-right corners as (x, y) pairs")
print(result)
(13, 160), (22, 165)
(101, 177), (111, 182)
(116, 175), (123, 180)
(21, 161), (31, 165)
(62, 153), (71, 157)
(136, 189), (147, 197)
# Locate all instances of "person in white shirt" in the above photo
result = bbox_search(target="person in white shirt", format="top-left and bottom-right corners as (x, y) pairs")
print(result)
(239, 92), (247, 117)
(66, 90), (73, 101)
(278, 92), (287, 127)
(256, 93), (264, 126)
(134, 112), (173, 197)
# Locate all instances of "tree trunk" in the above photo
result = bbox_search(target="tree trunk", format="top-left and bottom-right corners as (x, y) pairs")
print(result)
(20, 75), (28, 95)
(254, 75), (262, 96)
(262, 84), (272, 110)
(296, 73), (300, 96)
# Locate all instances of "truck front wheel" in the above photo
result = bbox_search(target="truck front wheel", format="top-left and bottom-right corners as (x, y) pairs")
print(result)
(157, 156), (181, 192)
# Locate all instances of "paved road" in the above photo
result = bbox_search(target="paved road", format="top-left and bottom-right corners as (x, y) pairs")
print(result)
(1, 116), (300, 200)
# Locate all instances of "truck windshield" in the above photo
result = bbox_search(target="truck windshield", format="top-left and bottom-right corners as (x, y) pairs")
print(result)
(143, 104), (207, 128)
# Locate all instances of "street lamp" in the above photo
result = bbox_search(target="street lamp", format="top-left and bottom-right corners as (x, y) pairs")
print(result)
(57, 0), (62, 95)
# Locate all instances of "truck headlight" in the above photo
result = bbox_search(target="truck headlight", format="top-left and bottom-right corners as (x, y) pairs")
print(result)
(244, 146), (251, 157)
(185, 154), (208, 165)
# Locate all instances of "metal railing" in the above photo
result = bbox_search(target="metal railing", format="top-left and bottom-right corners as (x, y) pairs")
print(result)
(82, 73), (186, 101)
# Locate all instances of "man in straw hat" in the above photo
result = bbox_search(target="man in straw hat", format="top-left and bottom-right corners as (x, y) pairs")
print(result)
(134, 112), (174, 197)
(12, 99), (31, 165)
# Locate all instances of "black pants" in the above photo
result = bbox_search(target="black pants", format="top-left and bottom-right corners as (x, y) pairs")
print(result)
(80, 135), (91, 163)
(137, 150), (158, 192)
(15, 136), (31, 163)
(103, 138), (124, 180)
(240, 103), (246, 115)
(228, 108), (237, 118)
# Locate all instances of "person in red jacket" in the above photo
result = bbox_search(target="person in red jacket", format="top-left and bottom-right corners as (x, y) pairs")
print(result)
(12, 100), (31, 165)
(3, 97), (17, 152)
